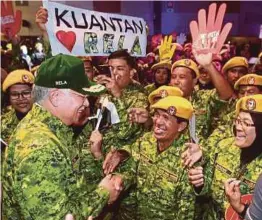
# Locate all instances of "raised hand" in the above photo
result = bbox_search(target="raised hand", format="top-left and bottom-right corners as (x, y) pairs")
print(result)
(35, 7), (48, 33)
(190, 3), (232, 66)
(158, 35), (176, 61)
(96, 75), (121, 98)
(128, 108), (149, 124)
(181, 142), (202, 168)
(224, 178), (244, 213)
(1, 1), (22, 39)
(176, 33), (187, 45)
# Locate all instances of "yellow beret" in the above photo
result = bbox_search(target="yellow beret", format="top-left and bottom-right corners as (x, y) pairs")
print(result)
(148, 85), (183, 105)
(151, 96), (193, 120)
(151, 60), (172, 71)
(222, 56), (248, 73)
(2, 69), (34, 92)
(171, 59), (199, 78)
(236, 94), (262, 115)
(234, 74), (262, 90)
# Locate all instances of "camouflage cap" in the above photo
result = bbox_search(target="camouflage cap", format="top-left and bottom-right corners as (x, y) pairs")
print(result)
(151, 96), (193, 120)
(35, 54), (105, 96)
(236, 94), (262, 115)
(234, 73), (262, 90)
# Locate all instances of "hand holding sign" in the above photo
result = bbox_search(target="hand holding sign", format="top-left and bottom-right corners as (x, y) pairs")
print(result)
(190, 3), (232, 66)
(1, 1), (22, 39)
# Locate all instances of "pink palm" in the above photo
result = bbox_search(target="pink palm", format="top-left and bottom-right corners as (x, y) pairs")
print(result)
(190, 3), (232, 57)
(1, 1), (22, 38)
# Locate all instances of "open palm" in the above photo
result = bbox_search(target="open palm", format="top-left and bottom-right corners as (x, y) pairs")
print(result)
(190, 3), (232, 66)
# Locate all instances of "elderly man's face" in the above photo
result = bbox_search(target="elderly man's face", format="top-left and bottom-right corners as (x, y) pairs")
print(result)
(152, 109), (180, 142)
(9, 84), (33, 114)
(170, 67), (196, 98)
(55, 89), (90, 127)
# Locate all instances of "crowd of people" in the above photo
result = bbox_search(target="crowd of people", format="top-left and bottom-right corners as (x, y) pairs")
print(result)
(1, 3), (262, 220)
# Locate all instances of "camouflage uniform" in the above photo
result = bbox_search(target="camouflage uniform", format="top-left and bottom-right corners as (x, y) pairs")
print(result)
(117, 132), (210, 220)
(191, 89), (228, 143)
(199, 137), (262, 219)
(102, 83), (148, 153)
(2, 104), (110, 220)
(144, 83), (156, 96)
(1, 107), (20, 144)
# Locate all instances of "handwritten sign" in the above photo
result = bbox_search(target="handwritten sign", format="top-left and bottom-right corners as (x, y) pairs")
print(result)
(43, 1), (147, 57)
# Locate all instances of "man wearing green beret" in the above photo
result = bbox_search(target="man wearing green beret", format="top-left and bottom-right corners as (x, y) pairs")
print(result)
(2, 54), (128, 219)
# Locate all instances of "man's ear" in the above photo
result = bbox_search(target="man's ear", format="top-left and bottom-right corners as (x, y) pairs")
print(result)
(178, 121), (188, 133)
(49, 89), (61, 107)
(193, 77), (198, 87)
(130, 68), (135, 79)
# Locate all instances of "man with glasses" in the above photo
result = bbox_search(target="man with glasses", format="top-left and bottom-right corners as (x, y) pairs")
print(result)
(2, 54), (127, 219)
(1, 69), (34, 145)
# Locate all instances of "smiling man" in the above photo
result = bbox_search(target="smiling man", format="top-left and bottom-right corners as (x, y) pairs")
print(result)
(95, 50), (148, 153)
(119, 96), (202, 219)
(1, 70), (34, 145)
(2, 54), (125, 219)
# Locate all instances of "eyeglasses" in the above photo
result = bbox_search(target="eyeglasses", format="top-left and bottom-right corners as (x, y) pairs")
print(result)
(235, 118), (254, 128)
(9, 90), (32, 100)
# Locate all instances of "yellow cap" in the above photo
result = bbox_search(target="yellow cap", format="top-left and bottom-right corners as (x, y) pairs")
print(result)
(151, 60), (172, 71)
(234, 74), (262, 90)
(151, 96), (193, 120)
(2, 69), (35, 92)
(171, 59), (199, 78)
(236, 94), (262, 115)
(148, 85), (183, 104)
(222, 56), (248, 73)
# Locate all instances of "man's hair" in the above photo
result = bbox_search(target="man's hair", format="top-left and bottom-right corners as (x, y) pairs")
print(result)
(108, 49), (136, 69)
(32, 85), (52, 104)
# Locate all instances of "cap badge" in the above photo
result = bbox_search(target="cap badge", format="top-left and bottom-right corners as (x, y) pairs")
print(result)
(247, 76), (255, 85)
(246, 98), (256, 111)
(184, 59), (191, 66)
(159, 89), (168, 98)
(22, 74), (30, 83)
(167, 106), (176, 116)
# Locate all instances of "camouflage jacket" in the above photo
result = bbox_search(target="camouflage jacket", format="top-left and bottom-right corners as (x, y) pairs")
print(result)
(1, 107), (20, 144)
(2, 104), (110, 220)
(102, 83), (148, 153)
(121, 132), (202, 220)
(144, 83), (156, 96)
(191, 89), (228, 143)
(201, 137), (262, 220)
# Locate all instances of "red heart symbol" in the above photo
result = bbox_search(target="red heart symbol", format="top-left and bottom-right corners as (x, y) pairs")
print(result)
(56, 31), (76, 52)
